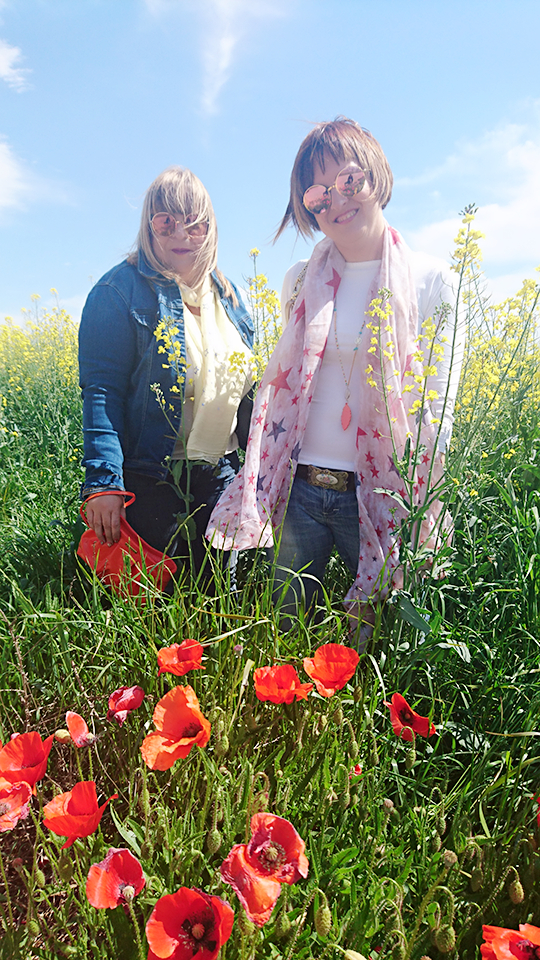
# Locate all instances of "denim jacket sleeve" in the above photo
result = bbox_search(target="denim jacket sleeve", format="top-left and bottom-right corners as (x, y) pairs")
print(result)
(79, 281), (138, 496)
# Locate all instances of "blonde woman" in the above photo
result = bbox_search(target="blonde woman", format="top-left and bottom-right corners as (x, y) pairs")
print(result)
(79, 167), (253, 581)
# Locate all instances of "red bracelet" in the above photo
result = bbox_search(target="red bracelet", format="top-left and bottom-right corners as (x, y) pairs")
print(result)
(81, 491), (136, 520)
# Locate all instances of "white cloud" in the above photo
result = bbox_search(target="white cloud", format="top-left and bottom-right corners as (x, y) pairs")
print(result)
(0, 138), (31, 208)
(405, 106), (540, 297)
(0, 136), (73, 214)
(143, 0), (286, 115)
(0, 37), (30, 91)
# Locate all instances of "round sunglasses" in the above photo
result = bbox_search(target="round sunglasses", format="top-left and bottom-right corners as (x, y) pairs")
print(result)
(303, 163), (366, 215)
(150, 212), (208, 239)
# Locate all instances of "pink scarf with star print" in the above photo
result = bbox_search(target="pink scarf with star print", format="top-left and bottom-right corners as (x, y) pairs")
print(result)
(206, 225), (448, 605)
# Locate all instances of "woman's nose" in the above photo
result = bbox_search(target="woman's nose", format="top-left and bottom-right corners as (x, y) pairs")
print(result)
(172, 220), (190, 238)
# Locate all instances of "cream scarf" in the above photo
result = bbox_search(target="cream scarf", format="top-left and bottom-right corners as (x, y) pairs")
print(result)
(173, 276), (252, 464)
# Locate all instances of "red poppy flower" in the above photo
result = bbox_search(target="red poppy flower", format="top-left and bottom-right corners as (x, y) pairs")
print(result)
(383, 692), (435, 742)
(0, 777), (32, 832)
(43, 780), (118, 849)
(246, 813), (309, 884)
(481, 924), (540, 960)
(86, 847), (145, 909)
(65, 712), (97, 747)
(220, 844), (282, 926)
(140, 685), (211, 771)
(107, 685), (145, 726)
(0, 731), (54, 793)
(302, 643), (359, 697)
(349, 763), (363, 779)
(146, 886), (234, 960)
(220, 813), (308, 926)
(254, 665), (313, 705)
(157, 639), (204, 677)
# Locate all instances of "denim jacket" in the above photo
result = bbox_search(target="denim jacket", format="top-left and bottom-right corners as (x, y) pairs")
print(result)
(79, 251), (254, 498)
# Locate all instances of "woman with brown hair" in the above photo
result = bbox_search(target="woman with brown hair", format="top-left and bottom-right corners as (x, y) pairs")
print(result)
(207, 118), (463, 641)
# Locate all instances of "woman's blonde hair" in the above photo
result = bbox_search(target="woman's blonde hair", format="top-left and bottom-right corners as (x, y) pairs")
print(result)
(130, 166), (236, 302)
(275, 117), (393, 242)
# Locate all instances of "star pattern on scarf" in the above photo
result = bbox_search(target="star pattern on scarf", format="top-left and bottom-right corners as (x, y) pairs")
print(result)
(269, 419), (286, 442)
(269, 363), (292, 397)
(325, 268), (341, 297)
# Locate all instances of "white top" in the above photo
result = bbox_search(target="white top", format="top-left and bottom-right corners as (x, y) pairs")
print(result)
(281, 252), (462, 468)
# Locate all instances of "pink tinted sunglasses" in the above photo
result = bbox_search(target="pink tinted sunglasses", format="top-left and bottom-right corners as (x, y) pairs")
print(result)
(303, 163), (366, 215)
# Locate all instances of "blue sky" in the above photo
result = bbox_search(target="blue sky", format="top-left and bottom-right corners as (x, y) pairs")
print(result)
(1, 0), (540, 323)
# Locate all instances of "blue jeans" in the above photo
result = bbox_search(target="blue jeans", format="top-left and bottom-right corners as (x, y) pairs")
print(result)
(273, 476), (359, 617)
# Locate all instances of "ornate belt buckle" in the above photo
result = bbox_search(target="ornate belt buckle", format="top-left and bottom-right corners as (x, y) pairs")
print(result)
(307, 464), (348, 493)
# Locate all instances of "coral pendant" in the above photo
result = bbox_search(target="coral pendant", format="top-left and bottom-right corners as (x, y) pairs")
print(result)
(341, 402), (352, 430)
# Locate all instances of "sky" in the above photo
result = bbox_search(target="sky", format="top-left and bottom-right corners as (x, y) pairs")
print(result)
(2, 0), (540, 324)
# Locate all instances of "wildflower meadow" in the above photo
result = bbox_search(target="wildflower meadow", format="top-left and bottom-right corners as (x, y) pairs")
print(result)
(1, 215), (540, 960)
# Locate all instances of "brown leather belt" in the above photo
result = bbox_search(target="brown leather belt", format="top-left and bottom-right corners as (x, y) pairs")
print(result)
(296, 463), (356, 493)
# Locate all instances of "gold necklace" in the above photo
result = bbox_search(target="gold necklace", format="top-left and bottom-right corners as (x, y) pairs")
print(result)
(332, 302), (366, 430)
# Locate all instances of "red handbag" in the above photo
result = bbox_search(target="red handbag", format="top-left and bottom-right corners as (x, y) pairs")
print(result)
(77, 492), (177, 596)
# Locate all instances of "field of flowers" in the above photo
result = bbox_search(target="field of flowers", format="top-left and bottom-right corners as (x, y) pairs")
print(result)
(0, 215), (540, 960)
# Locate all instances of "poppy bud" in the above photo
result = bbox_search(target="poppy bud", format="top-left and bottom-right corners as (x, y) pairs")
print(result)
(353, 683), (363, 703)
(316, 715), (328, 734)
(434, 924), (456, 953)
(27, 919), (40, 938)
(34, 868), (46, 889)
(431, 835), (442, 853)
(314, 894), (332, 937)
(12, 858), (24, 873)
(470, 866), (484, 892)
(239, 912), (256, 936)
(344, 951), (369, 960)
(383, 798), (395, 816)
(215, 733), (229, 758)
(206, 828), (222, 854)
(392, 943), (406, 960)
(333, 704), (344, 726)
(57, 855), (73, 882)
(274, 908), (292, 939)
(348, 737), (359, 760)
(405, 743), (416, 770)
(442, 850), (458, 870)
(508, 877), (524, 904)
(251, 789), (269, 814)
(140, 841), (154, 859)
(139, 785), (151, 819)
(369, 732), (379, 766)
(436, 813), (446, 836)
(54, 728), (72, 744)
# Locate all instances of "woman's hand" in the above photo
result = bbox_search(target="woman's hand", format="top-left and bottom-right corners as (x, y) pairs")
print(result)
(85, 495), (126, 546)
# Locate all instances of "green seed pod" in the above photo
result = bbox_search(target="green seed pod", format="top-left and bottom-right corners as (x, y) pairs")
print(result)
(508, 878), (525, 904)
(206, 828), (222, 854)
(435, 924), (456, 953)
(405, 743), (416, 770)
(34, 868), (46, 889)
(333, 704), (344, 726)
(57, 855), (73, 882)
(27, 919), (40, 938)
(314, 897), (332, 938)
(274, 908), (292, 940)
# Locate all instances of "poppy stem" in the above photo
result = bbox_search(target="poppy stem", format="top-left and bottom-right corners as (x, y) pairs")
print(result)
(0, 844), (14, 928)
(127, 901), (145, 960)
